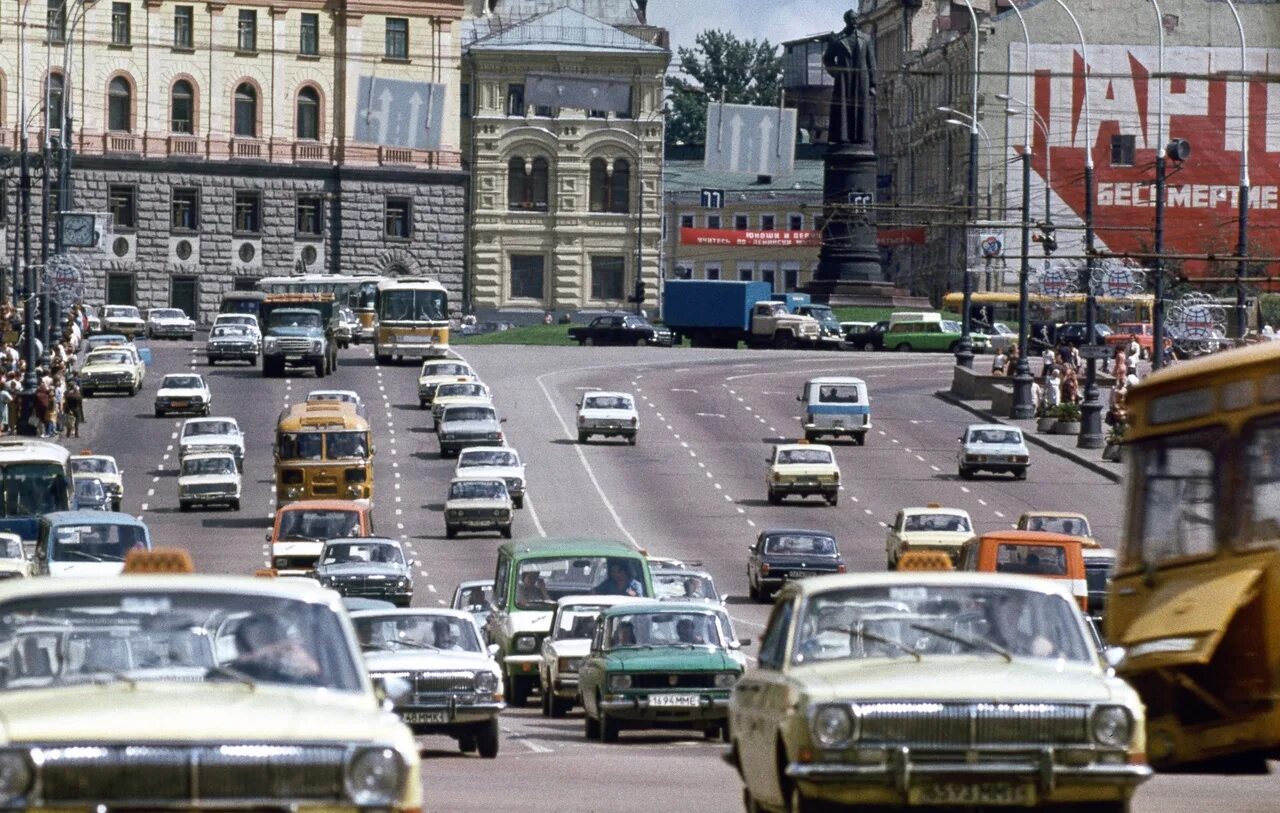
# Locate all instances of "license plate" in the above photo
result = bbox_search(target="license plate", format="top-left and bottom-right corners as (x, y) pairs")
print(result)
(285, 355), (302, 361)
(788, 571), (815, 579)
(910, 781), (1034, 806)
(171, 401), (189, 408)
(402, 710), (449, 724)
(797, 479), (817, 485)
(649, 694), (699, 708)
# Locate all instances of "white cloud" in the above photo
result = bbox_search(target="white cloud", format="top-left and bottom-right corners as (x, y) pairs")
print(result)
(649, 0), (853, 57)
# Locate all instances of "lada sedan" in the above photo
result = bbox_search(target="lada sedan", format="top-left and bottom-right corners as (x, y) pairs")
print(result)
(80, 348), (143, 396)
(443, 478), (513, 539)
(315, 537), (414, 607)
(69, 453), (123, 511)
(747, 529), (845, 601)
(205, 323), (259, 365)
(576, 391), (639, 445)
(538, 595), (645, 717)
(177, 452), (241, 512)
(146, 307), (196, 340)
(154, 374), (212, 417)
(885, 505), (975, 569)
(766, 443), (840, 506)
(455, 446), (526, 508)
(958, 424), (1031, 480)
(178, 417), (245, 469)
(437, 404), (504, 458)
(417, 360), (476, 408)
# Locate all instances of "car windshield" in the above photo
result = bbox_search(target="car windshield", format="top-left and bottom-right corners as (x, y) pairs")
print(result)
(514, 557), (649, 610)
(49, 523), (149, 563)
(88, 351), (130, 365)
(320, 541), (403, 566)
(942, 320), (961, 333)
(184, 421), (235, 437)
(903, 513), (971, 533)
(1026, 516), (1092, 537)
(763, 534), (837, 556)
(152, 310), (185, 319)
(180, 457), (237, 476)
(969, 429), (1023, 445)
(267, 312), (322, 330)
(308, 392), (357, 405)
(325, 432), (369, 460)
(444, 407), (495, 423)
(449, 480), (506, 500)
(277, 432), (323, 460)
(354, 613), (481, 653)
(218, 316), (256, 327)
(584, 396), (632, 411)
(277, 510), (361, 541)
(793, 584), (1092, 664)
(105, 307), (139, 319)
(0, 591), (363, 691)
(996, 543), (1070, 576)
(438, 384), (487, 399)
(211, 326), (249, 338)
(0, 538), (21, 559)
(423, 363), (470, 377)
(459, 450), (518, 469)
(380, 289), (447, 322)
(604, 611), (723, 649)
(162, 376), (202, 389)
(74, 479), (106, 502)
(2, 463), (71, 518)
(777, 449), (833, 465)
(552, 604), (613, 640)
(71, 458), (116, 475)
(454, 584), (494, 611)
(654, 573), (719, 601)
(816, 385), (861, 404)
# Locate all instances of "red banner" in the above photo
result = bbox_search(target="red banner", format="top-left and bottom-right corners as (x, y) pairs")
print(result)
(876, 227), (927, 246)
(679, 228), (820, 248)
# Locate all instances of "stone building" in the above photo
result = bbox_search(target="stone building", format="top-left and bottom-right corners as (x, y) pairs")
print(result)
(461, 0), (668, 316)
(0, 0), (467, 321)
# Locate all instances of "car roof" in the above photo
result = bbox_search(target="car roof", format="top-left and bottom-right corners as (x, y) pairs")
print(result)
(651, 568), (713, 579)
(71, 453), (116, 461)
(450, 476), (506, 486)
(1019, 511), (1089, 520)
(349, 607), (474, 622)
(977, 529), (1085, 545)
(497, 538), (643, 559)
(459, 446), (516, 455)
(965, 423), (1021, 433)
(581, 391), (634, 399)
(162, 373), (204, 382)
(183, 416), (236, 425)
(901, 506), (971, 517)
(321, 536), (400, 546)
(455, 579), (493, 590)
(276, 499), (368, 513)
(43, 510), (147, 527)
(0, 574), (345, 607)
(179, 451), (238, 461)
(805, 376), (866, 385)
(600, 600), (720, 616)
(775, 443), (835, 453)
(759, 528), (838, 538)
(777, 571), (1080, 600)
(554, 594), (646, 609)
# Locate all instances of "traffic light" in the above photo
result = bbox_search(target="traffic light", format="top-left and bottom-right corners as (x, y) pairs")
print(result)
(1033, 222), (1057, 254)
(629, 278), (646, 304)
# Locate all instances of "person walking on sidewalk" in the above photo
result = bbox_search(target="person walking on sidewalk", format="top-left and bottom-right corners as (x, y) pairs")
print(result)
(62, 381), (84, 439)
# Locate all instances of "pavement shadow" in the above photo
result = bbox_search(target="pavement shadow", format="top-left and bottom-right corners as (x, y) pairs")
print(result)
(737, 497), (833, 509)
(201, 516), (271, 529)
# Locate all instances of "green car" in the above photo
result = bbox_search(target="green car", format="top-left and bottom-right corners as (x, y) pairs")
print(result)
(884, 318), (989, 354)
(579, 601), (743, 743)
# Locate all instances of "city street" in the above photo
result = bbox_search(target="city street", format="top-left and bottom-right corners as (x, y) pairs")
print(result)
(77, 340), (1280, 812)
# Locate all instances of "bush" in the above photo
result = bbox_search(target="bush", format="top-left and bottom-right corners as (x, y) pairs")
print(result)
(1054, 402), (1082, 422)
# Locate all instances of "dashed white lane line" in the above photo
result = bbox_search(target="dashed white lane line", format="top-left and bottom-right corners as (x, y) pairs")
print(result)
(152, 476), (160, 483)
(960, 486), (971, 493)
(914, 455), (925, 462)
(994, 510), (1005, 518)
(978, 498), (988, 506)
(140, 503), (149, 512)
(864, 509), (873, 515)
(146, 488), (154, 497)
(736, 507), (745, 514)
(427, 584), (437, 593)
(746, 520), (756, 527)
(930, 465), (941, 472)
(713, 483), (722, 490)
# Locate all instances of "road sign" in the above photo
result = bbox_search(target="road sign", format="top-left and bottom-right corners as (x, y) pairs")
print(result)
(979, 232), (1004, 257)
(1077, 344), (1111, 360)
(700, 188), (724, 209)
(704, 103), (797, 176)
(44, 255), (84, 309)
(354, 77), (446, 150)
(847, 192), (872, 213)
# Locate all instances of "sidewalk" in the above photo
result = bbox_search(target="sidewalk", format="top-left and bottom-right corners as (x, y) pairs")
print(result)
(935, 390), (1123, 483)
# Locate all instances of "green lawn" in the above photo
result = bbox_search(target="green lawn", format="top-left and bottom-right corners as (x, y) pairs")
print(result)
(834, 306), (961, 323)
(451, 324), (574, 346)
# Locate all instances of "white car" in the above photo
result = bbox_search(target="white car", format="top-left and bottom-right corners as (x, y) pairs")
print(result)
(80, 347), (145, 395)
(575, 391), (638, 445)
(177, 452), (241, 511)
(212, 313), (262, 346)
(417, 360), (476, 408)
(444, 477), (513, 539)
(154, 373), (212, 417)
(431, 381), (493, 422)
(885, 505), (976, 568)
(178, 416), (245, 469)
(538, 595), (645, 717)
(0, 533), (32, 579)
(455, 446), (526, 508)
(69, 453), (123, 511)
(145, 307), (197, 340)
(98, 304), (146, 337)
(205, 324), (259, 365)
(958, 423), (1031, 480)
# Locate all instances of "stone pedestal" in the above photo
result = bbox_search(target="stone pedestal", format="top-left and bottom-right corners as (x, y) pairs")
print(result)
(810, 142), (882, 287)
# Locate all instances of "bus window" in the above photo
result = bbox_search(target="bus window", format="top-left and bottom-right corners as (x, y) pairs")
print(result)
(1130, 439), (1218, 565)
(3, 463), (72, 517)
(381, 289), (446, 322)
(325, 432), (369, 460)
(278, 432), (323, 461)
(1246, 420), (1280, 545)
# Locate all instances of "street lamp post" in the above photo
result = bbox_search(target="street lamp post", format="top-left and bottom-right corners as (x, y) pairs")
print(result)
(942, 114), (995, 221)
(1052, 0), (1104, 449)
(953, 0), (981, 370)
(1000, 98), (1052, 226)
(1005, 1), (1035, 418)
(1223, 0), (1249, 339)
(15, 0), (39, 436)
(1149, 0), (1168, 369)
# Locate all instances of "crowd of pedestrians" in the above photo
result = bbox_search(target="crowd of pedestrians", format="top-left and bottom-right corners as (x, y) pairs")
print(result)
(0, 303), (91, 439)
(989, 333), (1148, 422)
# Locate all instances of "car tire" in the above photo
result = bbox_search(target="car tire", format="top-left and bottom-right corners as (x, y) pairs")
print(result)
(314, 360), (326, 378)
(958, 466), (973, 480)
(887, 553), (898, 571)
(862, 342), (876, 352)
(457, 736), (477, 754)
(550, 695), (571, 718)
(376, 353), (391, 365)
(584, 709), (600, 740)
(1015, 468), (1028, 481)
(230, 499), (241, 511)
(513, 496), (524, 509)
(855, 433), (867, 446)
(743, 788), (767, 813)
(207, 358), (216, 366)
(896, 343), (912, 352)
(476, 719), (500, 759)
(508, 675), (530, 707)
(748, 576), (760, 602)
(500, 525), (512, 539)
(129, 385), (138, 396)
(627, 434), (637, 446)
(577, 432), (588, 444)
(584, 337), (595, 347)
(111, 500), (121, 512)
(178, 502), (191, 512)
(155, 408), (164, 418)
(540, 685), (551, 716)
(599, 705), (619, 743)
(445, 525), (457, 539)
(767, 490), (781, 505)
(826, 492), (838, 507)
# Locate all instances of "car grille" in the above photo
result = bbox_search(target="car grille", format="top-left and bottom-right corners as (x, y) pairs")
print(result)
(414, 670), (476, 697)
(628, 672), (716, 690)
(275, 338), (313, 353)
(450, 508), (505, 520)
(185, 444), (237, 456)
(86, 372), (130, 384)
(30, 743), (348, 804)
(331, 575), (398, 596)
(850, 702), (1090, 746)
(182, 483), (235, 496)
(211, 342), (253, 351)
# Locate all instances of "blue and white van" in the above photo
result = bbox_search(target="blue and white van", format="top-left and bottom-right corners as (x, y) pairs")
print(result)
(798, 376), (870, 445)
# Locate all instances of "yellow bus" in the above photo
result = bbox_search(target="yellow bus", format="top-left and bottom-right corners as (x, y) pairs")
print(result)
(274, 401), (374, 506)
(942, 292), (1154, 340)
(1107, 341), (1280, 772)
(374, 277), (450, 363)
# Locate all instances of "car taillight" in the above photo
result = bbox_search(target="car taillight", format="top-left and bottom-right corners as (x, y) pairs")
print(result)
(280, 469), (304, 485)
(837, 564), (847, 573)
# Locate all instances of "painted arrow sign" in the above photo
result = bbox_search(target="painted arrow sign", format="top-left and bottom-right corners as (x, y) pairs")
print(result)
(705, 102), (797, 176)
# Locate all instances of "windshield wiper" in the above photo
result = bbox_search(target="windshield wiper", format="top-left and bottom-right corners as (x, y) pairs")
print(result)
(281, 534), (320, 542)
(910, 624), (1012, 663)
(205, 664), (258, 690)
(62, 549), (106, 562)
(828, 626), (922, 662)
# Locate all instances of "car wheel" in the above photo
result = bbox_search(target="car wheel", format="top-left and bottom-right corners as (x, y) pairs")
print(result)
(742, 787), (767, 813)
(111, 500), (121, 512)
(887, 553), (898, 571)
(550, 695), (570, 718)
(508, 675), (530, 707)
(855, 433), (867, 446)
(476, 718), (500, 759)
(445, 525), (457, 539)
(129, 385), (138, 396)
(154, 408), (164, 418)
(457, 735), (477, 754)
(230, 499), (240, 511)
(748, 576), (760, 601)
(1015, 468), (1028, 481)
(584, 708), (600, 739)
(500, 525), (512, 539)
(767, 490), (781, 505)
(584, 337), (595, 347)
(540, 685), (551, 716)
(896, 343), (912, 352)
(376, 353), (391, 365)
(862, 342), (876, 352)
(826, 492), (839, 507)
(577, 432), (588, 444)
(178, 502), (190, 512)
(627, 434), (637, 446)
(599, 705), (619, 743)
(635, 338), (645, 347)
(314, 360), (326, 378)
(958, 466), (973, 480)
(207, 358), (216, 366)
(513, 496), (524, 509)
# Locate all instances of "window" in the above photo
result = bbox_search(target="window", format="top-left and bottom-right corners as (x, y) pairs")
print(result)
(737, 264), (754, 282)
(679, 214), (694, 229)
(173, 5), (193, 48)
(384, 196), (411, 238)
(170, 79), (194, 133)
(506, 157), (549, 212)
(590, 256), (626, 301)
(107, 273), (135, 306)
(589, 158), (630, 214)
(46, 74), (64, 130)
(0, 180), (8, 223)
(757, 598), (793, 669)
(107, 76), (131, 131)
(1110, 134), (1136, 167)
(1131, 438), (1217, 564)
(460, 83), (471, 118)
(761, 214), (776, 231)
(111, 2), (130, 45)
(509, 255), (545, 300)
(531, 103), (554, 117)
(783, 263), (800, 292)
(108, 185), (136, 229)
(237, 9), (257, 52)
(233, 82), (256, 137)
(506, 84), (525, 117)
(47, 0), (66, 43)
(734, 214), (749, 230)
(706, 214), (721, 230)
(296, 195), (323, 236)
(587, 109), (608, 119)
(760, 263), (776, 290)
(788, 213), (803, 231)
(385, 18), (408, 59)
(296, 87), (320, 139)
(234, 190), (261, 234)
(233, 277), (260, 292)
(704, 263), (721, 281)
(171, 188), (199, 231)
(1247, 420), (1280, 547)
(299, 13), (319, 55)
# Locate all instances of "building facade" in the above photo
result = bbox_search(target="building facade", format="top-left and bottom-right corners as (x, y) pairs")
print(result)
(0, 0), (467, 321)
(461, 1), (668, 315)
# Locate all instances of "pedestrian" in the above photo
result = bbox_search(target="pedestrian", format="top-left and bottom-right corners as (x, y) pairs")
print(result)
(1041, 346), (1055, 378)
(62, 381), (84, 438)
(1061, 365), (1080, 404)
(1126, 336), (1141, 366)
(1112, 348), (1127, 384)
(1043, 366), (1063, 410)
(52, 374), (66, 434)
(1004, 343), (1020, 377)
(991, 347), (1008, 376)
(33, 382), (52, 438)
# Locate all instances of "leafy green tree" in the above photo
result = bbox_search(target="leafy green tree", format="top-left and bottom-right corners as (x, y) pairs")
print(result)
(666, 30), (783, 147)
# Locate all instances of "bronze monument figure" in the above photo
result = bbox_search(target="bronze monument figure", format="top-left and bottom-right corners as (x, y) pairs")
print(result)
(823, 10), (877, 146)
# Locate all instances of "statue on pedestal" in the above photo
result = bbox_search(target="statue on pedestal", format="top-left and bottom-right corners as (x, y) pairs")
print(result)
(823, 10), (877, 146)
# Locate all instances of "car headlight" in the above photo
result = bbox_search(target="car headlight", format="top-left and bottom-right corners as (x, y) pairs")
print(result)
(607, 673), (631, 692)
(311, 340), (322, 352)
(344, 747), (405, 806)
(558, 657), (583, 674)
(273, 557), (288, 568)
(0, 750), (32, 804)
(440, 432), (455, 440)
(490, 509), (502, 517)
(317, 576), (333, 587)
(714, 672), (739, 689)
(474, 671), (499, 694)
(514, 634), (538, 653)
(812, 705), (854, 748)
(264, 337), (277, 348)
(1091, 705), (1133, 748)
(395, 577), (411, 590)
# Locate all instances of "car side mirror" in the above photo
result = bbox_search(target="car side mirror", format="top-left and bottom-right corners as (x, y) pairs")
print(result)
(500, 418), (508, 423)
(265, 531), (272, 542)
(487, 643), (499, 658)
(373, 674), (412, 710)
(575, 402), (582, 408)
(1103, 646), (1126, 670)
(795, 395), (803, 402)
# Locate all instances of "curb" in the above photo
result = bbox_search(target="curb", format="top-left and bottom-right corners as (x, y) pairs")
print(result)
(934, 390), (1123, 484)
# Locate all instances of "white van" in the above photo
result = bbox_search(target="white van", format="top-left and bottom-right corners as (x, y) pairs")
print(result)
(798, 376), (870, 444)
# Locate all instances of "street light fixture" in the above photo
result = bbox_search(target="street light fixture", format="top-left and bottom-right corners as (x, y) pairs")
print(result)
(1222, 0), (1249, 340)
(1002, 1), (1036, 420)
(952, 0), (981, 370)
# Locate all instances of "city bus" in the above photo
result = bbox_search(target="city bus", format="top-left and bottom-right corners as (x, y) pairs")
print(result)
(0, 439), (74, 543)
(1106, 341), (1280, 772)
(374, 277), (451, 363)
(256, 274), (380, 331)
(942, 292), (1155, 346)
(273, 401), (374, 506)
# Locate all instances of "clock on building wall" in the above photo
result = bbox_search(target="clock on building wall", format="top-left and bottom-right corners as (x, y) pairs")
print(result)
(60, 212), (98, 248)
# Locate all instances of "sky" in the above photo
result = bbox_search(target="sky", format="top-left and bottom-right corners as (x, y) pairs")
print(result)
(648, 0), (856, 56)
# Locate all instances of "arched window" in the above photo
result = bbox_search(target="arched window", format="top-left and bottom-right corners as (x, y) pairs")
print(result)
(46, 73), (64, 130)
(506, 156), (548, 212)
(610, 159), (631, 214)
(107, 76), (131, 132)
(233, 82), (256, 137)
(296, 87), (320, 140)
(589, 157), (630, 214)
(171, 79), (194, 134)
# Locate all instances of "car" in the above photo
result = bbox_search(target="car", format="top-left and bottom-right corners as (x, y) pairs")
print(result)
(578, 601), (743, 743)
(34, 511), (153, 577)
(85, 310), (102, 334)
(70, 453), (123, 510)
(538, 595), (646, 717)
(455, 445), (526, 508)
(212, 313), (262, 346)
(1105, 322), (1154, 358)
(335, 306), (359, 349)
(568, 313), (674, 347)
(154, 373), (212, 417)
(73, 477), (111, 511)
(431, 381), (493, 423)
(747, 529), (846, 601)
(957, 530), (1091, 611)
(0, 532), (32, 578)
(178, 416), (245, 469)
(352, 608), (504, 758)
(451, 578), (495, 630)
(1056, 321), (1114, 348)
(884, 312), (989, 354)
(799, 376), (870, 444)
(793, 303), (846, 349)
(417, 359), (476, 408)
(80, 347), (144, 396)
(845, 319), (888, 351)
(884, 505), (975, 568)
(177, 451), (241, 512)
(1016, 511), (1098, 547)
(267, 499), (375, 576)
(652, 568), (722, 603)
(0, 569), (424, 810)
(84, 332), (130, 352)
(766, 443), (840, 506)
(305, 388), (367, 417)
(728, 572), (1151, 813)
(97, 304), (146, 337)
(1082, 547), (1117, 625)
(957, 423), (1031, 480)
(146, 307), (197, 340)
(444, 477), (513, 539)
(576, 391), (638, 445)
(205, 323), (259, 365)
(980, 321), (1018, 352)
(437, 403), (505, 458)
(314, 536), (414, 606)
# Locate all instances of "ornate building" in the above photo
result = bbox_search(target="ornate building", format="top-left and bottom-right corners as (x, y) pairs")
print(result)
(0, 0), (467, 320)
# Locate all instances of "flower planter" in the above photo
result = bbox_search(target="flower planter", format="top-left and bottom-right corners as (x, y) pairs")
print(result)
(1102, 443), (1124, 462)
(1037, 416), (1058, 433)
(1053, 420), (1082, 435)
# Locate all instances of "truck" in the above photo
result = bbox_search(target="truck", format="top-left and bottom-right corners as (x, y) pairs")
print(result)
(662, 280), (822, 349)
(793, 302), (846, 349)
(260, 293), (339, 378)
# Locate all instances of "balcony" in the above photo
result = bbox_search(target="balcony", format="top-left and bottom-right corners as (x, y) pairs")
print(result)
(168, 136), (200, 157)
(293, 142), (329, 163)
(231, 138), (264, 159)
(103, 133), (138, 153)
(379, 146), (414, 165)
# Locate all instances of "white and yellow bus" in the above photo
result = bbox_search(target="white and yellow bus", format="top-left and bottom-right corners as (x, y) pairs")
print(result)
(374, 277), (451, 363)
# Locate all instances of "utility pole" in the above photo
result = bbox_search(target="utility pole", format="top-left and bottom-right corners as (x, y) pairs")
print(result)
(953, 0), (980, 370)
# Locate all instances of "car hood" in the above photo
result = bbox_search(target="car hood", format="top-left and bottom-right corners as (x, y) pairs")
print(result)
(157, 388), (206, 398)
(419, 374), (470, 386)
(266, 327), (321, 338)
(178, 474), (240, 488)
(104, 316), (145, 325)
(456, 466), (523, 481)
(181, 435), (243, 449)
(546, 639), (591, 658)
(446, 497), (510, 511)
(151, 318), (192, 326)
(47, 562), (126, 578)
(578, 409), (636, 421)
(603, 647), (737, 672)
(315, 562), (407, 578)
(440, 420), (500, 433)
(82, 362), (132, 373)
(364, 649), (495, 673)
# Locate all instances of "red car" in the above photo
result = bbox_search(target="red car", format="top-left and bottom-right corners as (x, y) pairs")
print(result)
(1105, 322), (1153, 358)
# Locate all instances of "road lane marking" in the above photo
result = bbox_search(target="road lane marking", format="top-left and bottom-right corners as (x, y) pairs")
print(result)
(960, 486), (970, 493)
(994, 510), (1005, 518)
(695, 413), (725, 418)
(978, 499), (988, 506)
(146, 489), (154, 497)
(670, 388), (697, 393)
(930, 465), (940, 472)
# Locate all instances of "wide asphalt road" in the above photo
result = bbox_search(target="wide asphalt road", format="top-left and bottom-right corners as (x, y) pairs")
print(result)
(72, 338), (1279, 813)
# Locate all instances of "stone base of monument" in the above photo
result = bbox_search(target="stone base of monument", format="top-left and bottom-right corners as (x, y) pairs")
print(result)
(804, 278), (933, 309)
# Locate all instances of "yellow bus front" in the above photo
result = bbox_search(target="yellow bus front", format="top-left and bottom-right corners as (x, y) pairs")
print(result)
(274, 412), (374, 506)
(373, 281), (450, 362)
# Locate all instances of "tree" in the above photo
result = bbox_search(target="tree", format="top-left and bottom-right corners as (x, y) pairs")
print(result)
(666, 30), (783, 147)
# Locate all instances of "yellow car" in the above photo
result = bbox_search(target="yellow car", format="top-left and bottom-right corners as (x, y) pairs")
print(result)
(729, 572), (1151, 813)
(69, 453), (124, 511)
(1016, 511), (1099, 548)
(79, 347), (144, 396)
(0, 574), (422, 810)
(885, 504), (974, 569)
(417, 360), (476, 409)
(767, 443), (841, 506)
